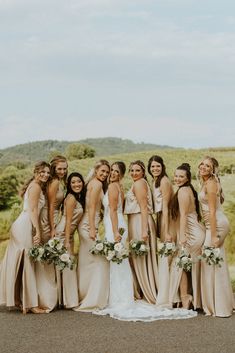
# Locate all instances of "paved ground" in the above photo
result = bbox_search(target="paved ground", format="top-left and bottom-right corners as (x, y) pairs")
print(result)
(1, 307), (235, 353)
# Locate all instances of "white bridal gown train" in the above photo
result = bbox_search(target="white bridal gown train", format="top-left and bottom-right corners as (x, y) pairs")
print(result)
(93, 192), (197, 322)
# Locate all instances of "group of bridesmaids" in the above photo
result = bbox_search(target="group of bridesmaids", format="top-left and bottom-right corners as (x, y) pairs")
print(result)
(0, 154), (234, 318)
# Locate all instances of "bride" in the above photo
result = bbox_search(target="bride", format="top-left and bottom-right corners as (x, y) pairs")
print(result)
(94, 161), (197, 321)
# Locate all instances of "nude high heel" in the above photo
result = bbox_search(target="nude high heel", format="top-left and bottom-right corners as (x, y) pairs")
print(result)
(181, 295), (193, 310)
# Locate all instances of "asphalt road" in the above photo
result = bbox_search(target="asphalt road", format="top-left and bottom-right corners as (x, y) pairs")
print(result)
(0, 307), (235, 353)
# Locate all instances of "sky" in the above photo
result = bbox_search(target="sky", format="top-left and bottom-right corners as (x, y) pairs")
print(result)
(0, 0), (235, 149)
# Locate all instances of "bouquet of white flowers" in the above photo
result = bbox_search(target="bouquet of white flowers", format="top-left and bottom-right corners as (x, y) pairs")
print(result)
(29, 237), (76, 271)
(129, 240), (149, 256)
(199, 246), (223, 267)
(157, 242), (177, 257)
(28, 245), (46, 262)
(105, 241), (129, 264)
(89, 239), (110, 256)
(175, 248), (192, 272)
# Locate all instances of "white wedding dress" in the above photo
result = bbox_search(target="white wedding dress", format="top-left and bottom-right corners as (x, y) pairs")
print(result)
(93, 191), (197, 321)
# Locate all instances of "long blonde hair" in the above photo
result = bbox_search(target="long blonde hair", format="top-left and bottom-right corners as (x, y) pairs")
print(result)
(85, 159), (110, 192)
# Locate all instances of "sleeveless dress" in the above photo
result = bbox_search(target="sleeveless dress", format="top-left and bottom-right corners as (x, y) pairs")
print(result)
(55, 198), (83, 309)
(199, 189), (234, 317)
(124, 180), (158, 304)
(169, 205), (205, 309)
(94, 189), (197, 321)
(0, 184), (45, 310)
(77, 191), (109, 311)
(152, 185), (171, 307)
(36, 182), (65, 311)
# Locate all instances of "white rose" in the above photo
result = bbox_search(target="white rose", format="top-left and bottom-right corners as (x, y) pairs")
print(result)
(95, 243), (104, 251)
(38, 247), (44, 256)
(132, 243), (137, 248)
(158, 242), (164, 250)
(56, 243), (63, 250)
(181, 256), (188, 264)
(60, 253), (70, 262)
(140, 244), (146, 251)
(48, 239), (55, 248)
(106, 250), (115, 261)
(213, 248), (220, 257)
(204, 249), (211, 257)
(166, 243), (173, 250)
(114, 243), (123, 252)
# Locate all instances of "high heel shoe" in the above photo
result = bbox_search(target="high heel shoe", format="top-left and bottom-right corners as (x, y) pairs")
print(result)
(181, 295), (193, 309)
(22, 307), (50, 315)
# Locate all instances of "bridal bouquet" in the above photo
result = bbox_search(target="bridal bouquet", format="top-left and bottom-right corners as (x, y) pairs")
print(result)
(157, 242), (177, 257)
(199, 246), (223, 267)
(105, 242), (129, 264)
(29, 237), (76, 270)
(129, 240), (149, 256)
(89, 239), (110, 256)
(175, 248), (192, 272)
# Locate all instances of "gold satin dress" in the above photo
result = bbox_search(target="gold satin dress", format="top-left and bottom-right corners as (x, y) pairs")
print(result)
(0, 184), (45, 311)
(77, 192), (109, 311)
(36, 182), (65, 311)
(199, 189), (234, 317)
(55, 197), (83, 308)
(125, 181), (158, 304)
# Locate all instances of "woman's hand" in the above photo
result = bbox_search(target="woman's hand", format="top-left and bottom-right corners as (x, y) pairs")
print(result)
(50, 228), (56, 238)
(64, 240), (71, 250)
(142, 233), (149, 242)
(211, 237), (220, 248)
(33, 232), (41, 246)
(165, 234), (172, 242)
(89, 229), (96, 241)
(114, 232), (122, 242)
(179, 236), (187, 247)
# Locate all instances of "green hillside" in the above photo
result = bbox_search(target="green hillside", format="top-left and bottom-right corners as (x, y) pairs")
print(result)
(0, 138), (173, 166)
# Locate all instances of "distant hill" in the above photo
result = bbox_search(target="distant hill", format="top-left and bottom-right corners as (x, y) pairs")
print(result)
(0, 138), (174, 166)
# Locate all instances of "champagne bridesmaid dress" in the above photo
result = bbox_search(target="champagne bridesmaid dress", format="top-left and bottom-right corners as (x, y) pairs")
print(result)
(36, 182), (65, 311)
(169, 209), (205, 309)
(55, 197), (83, 309)
(0, 184), (44, 311)
(153, 184), (171, 307)
(124, 180), (158, 304)
(77, 191), (109, 311)
(199, 189), (234, 317)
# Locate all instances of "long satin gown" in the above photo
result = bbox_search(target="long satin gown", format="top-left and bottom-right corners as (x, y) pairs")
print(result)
(124, 180), (158, 304)
(36, 182), (65, 311)
(94, 190), (197, 321)
(0, 184), (44, 311)
(77, 190), (109, 311)
(199, 189), (234, 317)
(55, 196), (83, 308)
(153, 185), (171, 307)
(169, 206), (205, 309)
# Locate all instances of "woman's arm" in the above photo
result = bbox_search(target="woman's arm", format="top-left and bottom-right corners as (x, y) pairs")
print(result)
(28, 182), (42, 245)
(134, 179), (149, 241)
(160, 178), (173, 242)
(88, 180), (102, 240)
(64, 194), (76, 251)
(47, 179), (59, 238)
(108, 183), (121, 242)
(206, 180), (219, 247)
(178, 187), (190, 247)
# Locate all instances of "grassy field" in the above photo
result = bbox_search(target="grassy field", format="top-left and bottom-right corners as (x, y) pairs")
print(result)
(0, 147), (235, 264)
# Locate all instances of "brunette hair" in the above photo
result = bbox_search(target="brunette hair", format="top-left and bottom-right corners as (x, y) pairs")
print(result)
(111, 161), (126, 179)
(49, 155), (68, 183)
(20, 161), (50, 197)
(147, 155), (168, 188)
(170, 163), (201, 221)
(129, 160), (147, 181)
(65, 172), (86, 209)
